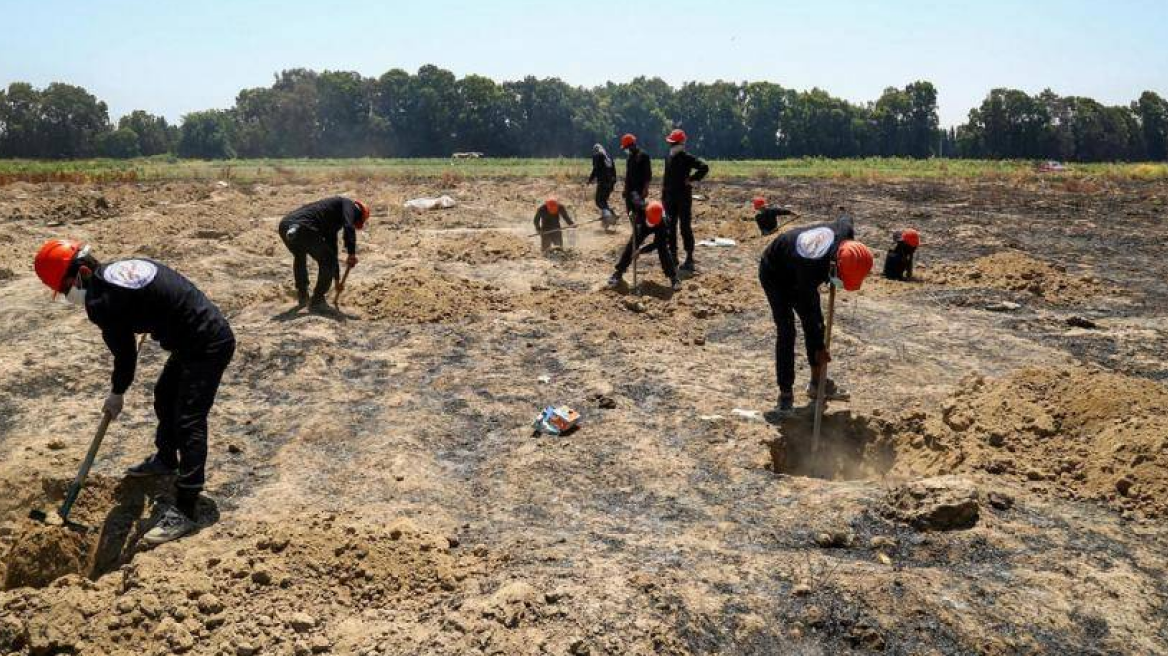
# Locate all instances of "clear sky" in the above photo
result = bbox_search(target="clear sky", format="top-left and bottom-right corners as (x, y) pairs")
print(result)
(2, 0), (1166, 127)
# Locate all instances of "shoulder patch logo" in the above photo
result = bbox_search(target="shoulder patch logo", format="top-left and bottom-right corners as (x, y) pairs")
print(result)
(102, 259), (158, 290)
(795, 227), (835, 260)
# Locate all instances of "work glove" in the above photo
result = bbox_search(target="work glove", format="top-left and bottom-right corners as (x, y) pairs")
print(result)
(103, 392), (124, 420)
(346, 254), (359, 268)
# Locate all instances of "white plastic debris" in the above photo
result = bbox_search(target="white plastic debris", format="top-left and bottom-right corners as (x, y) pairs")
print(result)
(538, 375), (551, 384)
(698, 238), (737, 248)
(731, 408), (762, 421)
(403, 195), (458, 211)
(699, 414), (725, 422)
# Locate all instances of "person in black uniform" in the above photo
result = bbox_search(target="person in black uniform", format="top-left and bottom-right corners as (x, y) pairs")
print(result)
(34, 239), (235, 545)
(621, 134), (652, 219)
(533, 197), (575, 252)
(883, 228), (920, 281)
(278, 197), (370, 311)
(608, 199), (680, 291)
(588, 144), (618, 229)
(661, 129), (710, 272)
(757, 217), (873, 415)
(749, 197), (798, 236)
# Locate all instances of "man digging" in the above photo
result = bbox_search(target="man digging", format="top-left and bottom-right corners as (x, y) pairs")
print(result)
(278, 196), (370, 313)
(588, 144), (618, 229)
(757, 216), (873, 417)
(34, 239), (235, 545)
(533, 196), (575, 253)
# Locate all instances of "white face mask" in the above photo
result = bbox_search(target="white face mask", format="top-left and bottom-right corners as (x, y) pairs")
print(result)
(64, 284), (87, 307)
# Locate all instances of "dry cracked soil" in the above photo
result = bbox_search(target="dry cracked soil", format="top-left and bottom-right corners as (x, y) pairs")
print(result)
(1, 174), (1167, 655)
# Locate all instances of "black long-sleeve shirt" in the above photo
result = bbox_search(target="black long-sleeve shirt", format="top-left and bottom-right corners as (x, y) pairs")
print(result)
(759, 216), (856, 292)
(533, 205), (574, 233)
(84, 259), (233, 394)
(749, 207), (796, 235)
(883, 242), (917, 280)
(589, 152), (616, 184)
(280, 197), (361, 256)
(624, 150), (652, 200)
(662, 149), (709, 197)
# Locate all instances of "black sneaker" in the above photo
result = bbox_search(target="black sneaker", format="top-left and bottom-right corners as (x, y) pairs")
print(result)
(765, 392), (796, 424)
(671, 278), (683, 292)
(607, 274), (623, 289)
(680, 257), (695, 272)
(805, 379), (851, 401)
(126, 455), (177, 478)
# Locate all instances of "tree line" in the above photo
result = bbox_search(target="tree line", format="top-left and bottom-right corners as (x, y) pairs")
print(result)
(1, 66), (1166, 162)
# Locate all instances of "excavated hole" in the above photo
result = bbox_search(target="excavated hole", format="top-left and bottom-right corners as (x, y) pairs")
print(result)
(768, 410), (895, 481)
(1, 475), (187, 590)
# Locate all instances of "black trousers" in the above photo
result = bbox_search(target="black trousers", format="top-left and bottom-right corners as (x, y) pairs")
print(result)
(664, 192), (694, 259)
(279, 222), (337, 302)
(153, 340), (234, 507)
(595, 180), (615, 213)
(616, 222), (676, 279)
(759, 265), (823, 393)
(538, 217), (564, 251)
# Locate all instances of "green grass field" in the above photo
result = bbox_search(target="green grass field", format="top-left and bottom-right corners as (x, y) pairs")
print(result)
(1, 156), (1166, 184)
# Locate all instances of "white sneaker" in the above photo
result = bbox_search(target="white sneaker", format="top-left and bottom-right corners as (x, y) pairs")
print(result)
(143, 506), (197, 546)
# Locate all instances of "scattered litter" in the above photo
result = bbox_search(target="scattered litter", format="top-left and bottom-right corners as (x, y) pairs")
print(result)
(985, 301), (1021, 312)
(692, 194), (708, 201)
(532, 406), (581, 436)
(731, 408), (762, 422)
(215, 180), (230, 188)
(697, 237), (737, 248)
(537, 375), (551, 384)
(404, 195), (458, 211)
(699, 414), (725, 422)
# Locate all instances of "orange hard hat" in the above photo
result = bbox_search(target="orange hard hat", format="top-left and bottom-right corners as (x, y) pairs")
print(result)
(546, 197), (559, 214)
(645, 201), (664, 227)
(899, 228), (921, 248)
(666, 129), (687, 145)
(752, 197), (766, 211)
(836, 240), (874, 291)
(620, 134), (637, 149)
(354, 200), (371, 229)
(34, 239), (85, 295)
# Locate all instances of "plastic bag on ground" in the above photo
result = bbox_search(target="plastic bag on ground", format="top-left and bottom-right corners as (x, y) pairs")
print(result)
(532, 406), (581, 436)
(404, 195), (458, 211)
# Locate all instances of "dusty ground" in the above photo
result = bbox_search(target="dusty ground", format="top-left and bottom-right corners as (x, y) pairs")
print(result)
(0, 174), (1167, 655)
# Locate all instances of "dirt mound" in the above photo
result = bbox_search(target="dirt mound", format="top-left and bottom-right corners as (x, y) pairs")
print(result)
(890, 367), (1168, 518)
(926, 251), (1110, 303)
(0, 515), (485, 656)
(346, 268), (512, 323)
(436, 231), (531, 264)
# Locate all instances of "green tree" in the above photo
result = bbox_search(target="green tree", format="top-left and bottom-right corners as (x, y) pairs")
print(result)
(604, 77), (673, 157)
(0, 82), (43, 157)
(672, 81), (747, 157)
(1134, 91), (1168, 161)
(742, 82), (787, 158)
(38, 83), (110, 158)
(97, 127), (141, 158)
(118, 110), (177, 155)
(177, 110), (236, 159)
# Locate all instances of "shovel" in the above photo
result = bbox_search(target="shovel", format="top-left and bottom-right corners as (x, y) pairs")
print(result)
(30, 334), (147, 528)
(334, 262), (353, 307)
(811, 279), (838, 455)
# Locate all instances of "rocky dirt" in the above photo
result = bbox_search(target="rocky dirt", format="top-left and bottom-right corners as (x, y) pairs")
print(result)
(1, 175), (1167, 655)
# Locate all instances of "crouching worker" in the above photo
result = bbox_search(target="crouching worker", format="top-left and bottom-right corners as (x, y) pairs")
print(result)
(757, 217), (873, 416)
(278, 197), (370, 312)
(749, 197), (798, 236)
(534, 197), (575, 252)
(34, 239), (235, 545)
(608, 198), (680, 291)
(883, 228), (920, 281)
